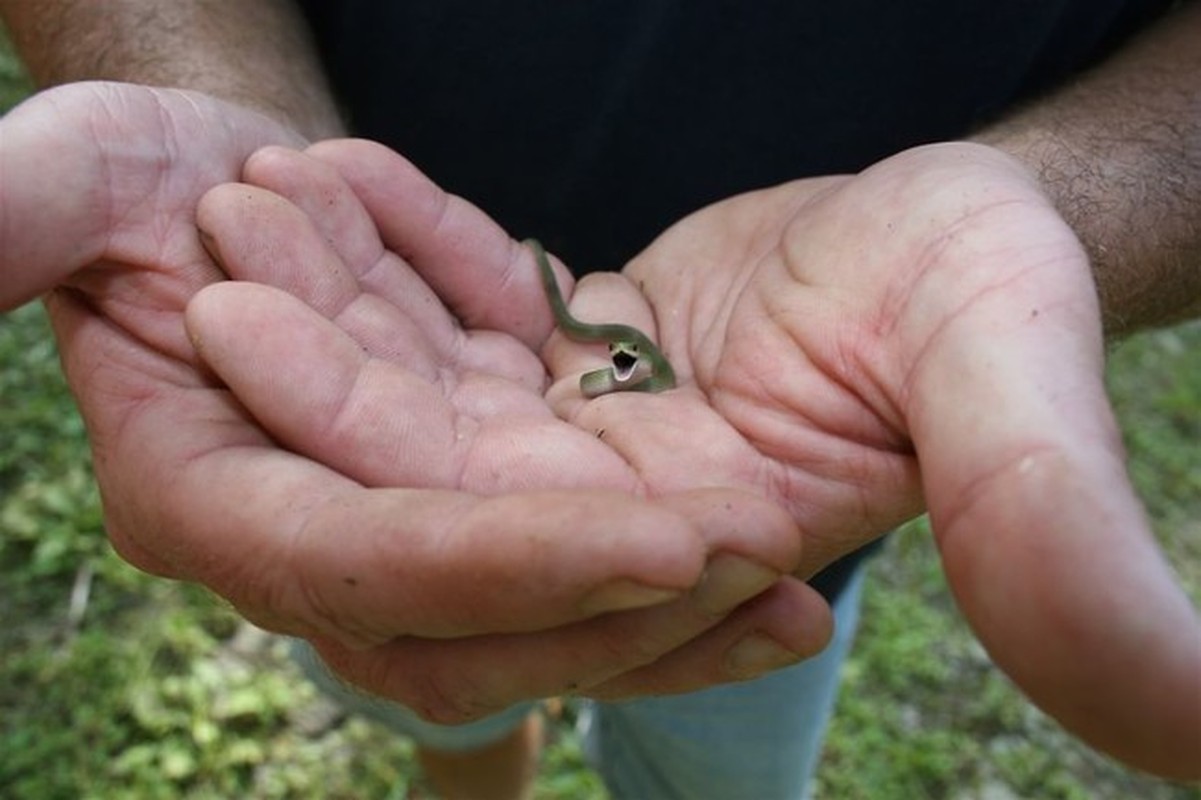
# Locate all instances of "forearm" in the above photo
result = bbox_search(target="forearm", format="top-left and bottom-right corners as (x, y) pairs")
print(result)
(976, 1), (1201, 336)
(0, 0), (343, 140)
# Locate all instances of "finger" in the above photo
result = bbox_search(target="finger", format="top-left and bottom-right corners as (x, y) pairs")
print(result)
(294, 485), (800, 650)
(908, 220), (1201, 776)
(307, 489), (807, 721)
(185, 281), (611, 492)
(0, 90), (111, 306)
(304, 139), (553, 348)
(242, 145), (385, 279)
(585, 578), (833, 700)
(198, 167), (550, 390)
(196, 183), (362, 317)
(230, 146), (453, 332)
(196, 182), (460, 374)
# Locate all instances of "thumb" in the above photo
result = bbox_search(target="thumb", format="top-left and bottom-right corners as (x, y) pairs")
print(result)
(911, 256), (1201, 778)
(0, 83), (114, 307)
(0, 81), (301, 309)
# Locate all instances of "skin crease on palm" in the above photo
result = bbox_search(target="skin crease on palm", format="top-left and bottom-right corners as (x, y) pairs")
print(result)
(184, 137), (1200, 776)
(0, 78), (1196, 778)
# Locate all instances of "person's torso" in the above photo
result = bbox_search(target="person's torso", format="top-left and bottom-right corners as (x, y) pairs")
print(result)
(297, 0), (1172, 267)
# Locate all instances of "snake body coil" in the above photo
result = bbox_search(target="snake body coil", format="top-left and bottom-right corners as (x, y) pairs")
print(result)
(527, 238), (676, 398)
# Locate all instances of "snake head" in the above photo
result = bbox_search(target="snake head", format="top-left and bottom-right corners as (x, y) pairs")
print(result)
(608, 341), (643, 383)
(579, 342), (655, 398)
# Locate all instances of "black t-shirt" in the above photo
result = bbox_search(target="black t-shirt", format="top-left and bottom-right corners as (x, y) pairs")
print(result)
(293, 0), (1173, 600)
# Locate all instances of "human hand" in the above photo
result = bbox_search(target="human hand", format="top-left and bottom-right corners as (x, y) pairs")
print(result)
(0, 84), (826, 721)
(551, 142), (1195, 777)
(195, 133), (1197, 773)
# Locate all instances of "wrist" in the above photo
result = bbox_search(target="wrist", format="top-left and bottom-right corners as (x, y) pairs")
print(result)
(0, 0), (346, 141)
(977, 131), (1201, 338)
(970, 3), (1201, 336)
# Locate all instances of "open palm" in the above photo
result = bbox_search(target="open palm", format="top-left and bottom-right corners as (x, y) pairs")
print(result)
(589, 143), (1199, 776)
(230, 139), (1198, 775)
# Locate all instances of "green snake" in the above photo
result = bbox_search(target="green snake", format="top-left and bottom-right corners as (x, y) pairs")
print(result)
(526, 238), (676, 398)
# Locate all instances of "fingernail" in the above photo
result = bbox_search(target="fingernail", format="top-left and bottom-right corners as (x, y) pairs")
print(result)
(579, 579), (682, 616)
(725, 633), (803, 679)
(691, 554), (778, 616)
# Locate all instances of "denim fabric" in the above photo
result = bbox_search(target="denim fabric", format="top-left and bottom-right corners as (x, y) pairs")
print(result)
(583, 567), (865, 800)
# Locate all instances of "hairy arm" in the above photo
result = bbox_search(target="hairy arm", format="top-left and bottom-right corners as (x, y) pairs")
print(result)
(0, 0), (343, 140)
(977, 1), (1201, 335)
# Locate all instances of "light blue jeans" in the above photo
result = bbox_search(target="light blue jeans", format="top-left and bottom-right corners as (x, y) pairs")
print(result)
(292, 566), (865, 800)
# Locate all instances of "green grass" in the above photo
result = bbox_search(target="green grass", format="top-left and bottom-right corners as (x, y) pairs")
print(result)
(2, 34), (1199, 800)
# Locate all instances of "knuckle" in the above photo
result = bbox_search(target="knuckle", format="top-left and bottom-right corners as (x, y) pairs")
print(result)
(591, 624), (667, 669)
(400, 659), (505, 726)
